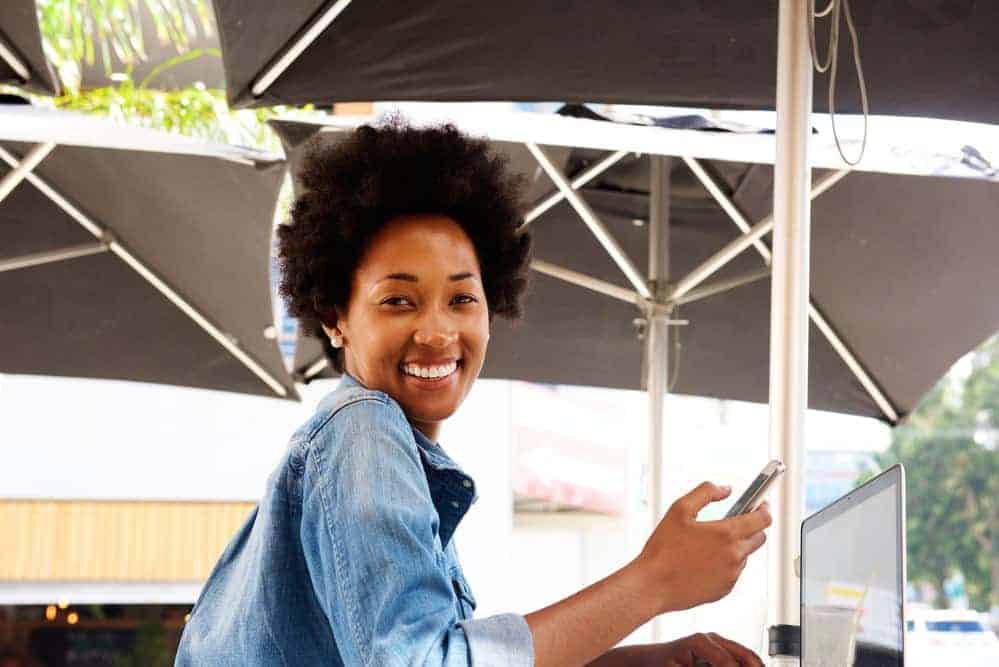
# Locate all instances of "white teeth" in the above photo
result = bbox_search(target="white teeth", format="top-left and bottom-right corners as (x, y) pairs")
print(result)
(402, 361), (458, 379)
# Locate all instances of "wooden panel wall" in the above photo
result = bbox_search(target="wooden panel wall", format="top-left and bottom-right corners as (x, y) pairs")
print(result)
(0, 500), (255, 582)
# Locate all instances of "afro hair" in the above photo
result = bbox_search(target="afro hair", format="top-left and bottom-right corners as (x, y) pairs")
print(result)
(277, 117), (533, 373)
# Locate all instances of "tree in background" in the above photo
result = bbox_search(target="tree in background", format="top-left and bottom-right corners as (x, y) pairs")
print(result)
(863, 335), (999, 611)
(36, 0), (214, 92)
(26, 0), (313, 151)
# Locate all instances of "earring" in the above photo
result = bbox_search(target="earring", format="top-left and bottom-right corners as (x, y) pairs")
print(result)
(330, 333), (343, 348)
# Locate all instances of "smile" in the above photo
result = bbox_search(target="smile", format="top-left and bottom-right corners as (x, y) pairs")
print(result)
(399, 360), (460, 381)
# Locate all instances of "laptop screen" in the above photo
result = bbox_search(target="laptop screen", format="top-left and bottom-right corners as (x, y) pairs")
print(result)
(801, 464), (905, 667)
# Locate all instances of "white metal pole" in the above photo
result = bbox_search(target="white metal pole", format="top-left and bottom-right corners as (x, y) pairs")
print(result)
(0, 142), (55, 204)
(527, 143), (652, 300)
(523, 150), (629, 226)
(0, 35), (30, 82)
(647, 156), (670, 641)
(770, 0), (813, 627)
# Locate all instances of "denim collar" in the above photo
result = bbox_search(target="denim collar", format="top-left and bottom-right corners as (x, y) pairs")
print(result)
(332, 373), (478, 546)
(332, 373), (469, 478)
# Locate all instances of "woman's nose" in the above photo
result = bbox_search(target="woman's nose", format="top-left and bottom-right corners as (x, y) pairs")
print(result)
(412, 313), (458, 348)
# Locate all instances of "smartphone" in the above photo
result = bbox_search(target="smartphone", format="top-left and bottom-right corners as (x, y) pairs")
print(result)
(724, 459), (785, 518)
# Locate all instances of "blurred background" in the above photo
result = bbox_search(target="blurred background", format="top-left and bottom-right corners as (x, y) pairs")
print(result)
(1, 1), (997, 665)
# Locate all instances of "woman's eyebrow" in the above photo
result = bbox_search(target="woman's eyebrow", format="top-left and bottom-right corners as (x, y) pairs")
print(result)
(377, 271), (476, 283)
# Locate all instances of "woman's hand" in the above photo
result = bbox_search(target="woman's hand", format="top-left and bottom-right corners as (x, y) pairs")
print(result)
(587, 634), (765, 667)
(648, 633), (765, 666)
(634, 481), (772, 614)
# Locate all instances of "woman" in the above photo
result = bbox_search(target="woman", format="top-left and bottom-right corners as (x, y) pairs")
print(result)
(176, 119), (772, 666)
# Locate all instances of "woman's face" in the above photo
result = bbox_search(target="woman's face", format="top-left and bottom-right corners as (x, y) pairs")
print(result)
(329, 214), (490, 439)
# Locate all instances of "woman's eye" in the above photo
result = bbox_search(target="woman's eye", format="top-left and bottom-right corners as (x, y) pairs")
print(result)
(452, 294), (478, 305)
(381, 296), (412, 306)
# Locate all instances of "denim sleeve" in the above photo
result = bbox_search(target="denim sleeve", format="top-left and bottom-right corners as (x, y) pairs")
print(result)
(301, 397), (534, 667)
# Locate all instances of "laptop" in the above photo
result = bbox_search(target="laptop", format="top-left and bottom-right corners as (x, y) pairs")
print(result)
(801, 464), (906, 666)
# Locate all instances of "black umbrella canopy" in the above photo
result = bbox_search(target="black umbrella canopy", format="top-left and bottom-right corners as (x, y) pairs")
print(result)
(216, 1), (999, 123)
(273, 112), (999, 422)
(0, 1), (60, 95)
(0, 104), (296, 398)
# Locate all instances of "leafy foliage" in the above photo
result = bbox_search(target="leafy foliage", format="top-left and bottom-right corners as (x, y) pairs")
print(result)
(37, 0), (214, 92)
(862, 336), (999, 609)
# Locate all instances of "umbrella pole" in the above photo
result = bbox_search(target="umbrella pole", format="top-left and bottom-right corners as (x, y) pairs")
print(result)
(769, 0), (814, 628)
(647, 156), (671, 642)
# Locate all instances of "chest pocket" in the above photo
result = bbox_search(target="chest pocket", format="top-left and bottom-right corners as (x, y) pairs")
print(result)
(449, 566), (477, 620)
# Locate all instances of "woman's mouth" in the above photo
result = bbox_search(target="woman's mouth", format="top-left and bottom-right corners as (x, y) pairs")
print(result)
(399, 359), (461, 384)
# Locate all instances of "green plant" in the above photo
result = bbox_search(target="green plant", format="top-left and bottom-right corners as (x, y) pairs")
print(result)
(37, 0), (214, 92)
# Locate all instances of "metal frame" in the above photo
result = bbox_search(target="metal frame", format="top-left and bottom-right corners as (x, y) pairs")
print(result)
(646, 155), (671, 641)
(683, 157), (897, 422)
(0, 34), (29, 82)
(522, 150), (630, 226)
(0, 242), (108, 273)
(251, 0), (354, 97)
(0, 143), (290, 398)
(527, 143), (651, 300)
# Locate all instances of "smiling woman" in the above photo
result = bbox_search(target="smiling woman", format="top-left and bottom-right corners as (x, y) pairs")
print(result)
(174, 118), (771, 667)
(275, 119), (532, 439)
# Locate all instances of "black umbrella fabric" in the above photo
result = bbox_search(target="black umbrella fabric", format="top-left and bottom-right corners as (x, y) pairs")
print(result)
(215, 1), (999, 124)
(0, 105), (296, 398)
(273, 112), (999, 422)
(0, 1), (59, 95)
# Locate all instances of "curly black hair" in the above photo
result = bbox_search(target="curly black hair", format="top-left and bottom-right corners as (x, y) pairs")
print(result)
(277, 117), (533, 373)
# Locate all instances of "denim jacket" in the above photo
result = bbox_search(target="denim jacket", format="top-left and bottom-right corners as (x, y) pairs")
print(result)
(176, 374), (534, 666)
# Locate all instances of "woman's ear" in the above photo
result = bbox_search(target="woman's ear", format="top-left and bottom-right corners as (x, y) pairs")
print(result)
(319, 306), (346, 348)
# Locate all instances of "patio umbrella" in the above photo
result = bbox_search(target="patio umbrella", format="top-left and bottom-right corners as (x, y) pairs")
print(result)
(214, 0), (997, 630)
(275, 109), (999, 423)
(0, 103), (296, 399)
(0, 1), (59, 95)
(272, 108), (999, 638)
(214, 1), (999, 123)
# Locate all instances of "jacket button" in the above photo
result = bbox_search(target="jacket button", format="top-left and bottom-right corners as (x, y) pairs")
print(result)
(462, 479), (472, 488)
(451, 501), (460, 508)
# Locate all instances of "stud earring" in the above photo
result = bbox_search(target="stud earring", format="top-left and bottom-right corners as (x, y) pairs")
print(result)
(330, 333), (343, 348)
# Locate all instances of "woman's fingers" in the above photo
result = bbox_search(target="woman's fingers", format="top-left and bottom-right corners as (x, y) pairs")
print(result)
(685, 633), (739, 667)
(676, 482), (733, 519)
(706, 632), (765, 667)
(740, 529), (767, 559)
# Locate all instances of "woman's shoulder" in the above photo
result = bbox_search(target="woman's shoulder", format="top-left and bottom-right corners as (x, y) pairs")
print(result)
(298, 380), (410, 448)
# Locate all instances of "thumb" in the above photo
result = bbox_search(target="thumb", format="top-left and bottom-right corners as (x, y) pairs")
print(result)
(680, 481), (732, 516)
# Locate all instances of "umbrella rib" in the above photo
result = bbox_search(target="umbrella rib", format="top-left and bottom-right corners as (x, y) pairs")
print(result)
(808, 300), (899, 422)
(530, 259), (639, 304)
(522, 150), (630, 227)
(0, 145), (291, 399)
(682, 156), (773, 262)
(676, 163), (899, 422)
(251, 0), (355, 97)
(300, 355), (329, 382)
(0, 242), (109, 273)
(670, 169), (848, 300)
(0, 142), (55, 204)
(0, 34), (30, 81)
(526, 143), (651, 300)
(673, 267), (771, 306)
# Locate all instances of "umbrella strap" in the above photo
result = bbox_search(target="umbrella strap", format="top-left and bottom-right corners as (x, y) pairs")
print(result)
(808, 0), (870, 167)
